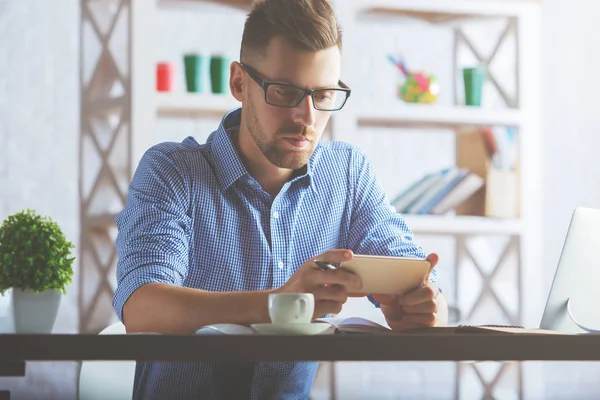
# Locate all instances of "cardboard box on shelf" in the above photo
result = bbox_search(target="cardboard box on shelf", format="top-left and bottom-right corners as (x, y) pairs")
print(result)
(456, 129), (519, 219)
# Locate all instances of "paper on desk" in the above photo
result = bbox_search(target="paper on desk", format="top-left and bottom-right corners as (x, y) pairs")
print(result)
(403, 325), (565, 335)
(316, 316), (392, 334)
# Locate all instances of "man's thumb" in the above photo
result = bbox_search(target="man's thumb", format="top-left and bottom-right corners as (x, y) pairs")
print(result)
(424, 253), (439, 285)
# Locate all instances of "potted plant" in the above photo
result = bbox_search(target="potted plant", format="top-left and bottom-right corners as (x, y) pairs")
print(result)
(0, 209), (75, 333)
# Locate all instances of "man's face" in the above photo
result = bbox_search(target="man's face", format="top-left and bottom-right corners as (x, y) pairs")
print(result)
(243, 36), (341, 170)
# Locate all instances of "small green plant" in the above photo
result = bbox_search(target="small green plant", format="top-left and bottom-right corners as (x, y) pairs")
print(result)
(0, 209), (75, 295)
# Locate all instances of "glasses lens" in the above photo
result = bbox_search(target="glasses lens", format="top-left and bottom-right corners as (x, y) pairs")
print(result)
(266, 84), (304, 107)
(265, 84), (349, 110)
(313, 89), (347, 111)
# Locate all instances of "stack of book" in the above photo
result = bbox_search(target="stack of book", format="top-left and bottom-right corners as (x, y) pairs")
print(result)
(390, 167), (484, 215)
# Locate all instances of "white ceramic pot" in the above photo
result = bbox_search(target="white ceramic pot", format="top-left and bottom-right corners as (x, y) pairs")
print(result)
(11, 288), (61, 333)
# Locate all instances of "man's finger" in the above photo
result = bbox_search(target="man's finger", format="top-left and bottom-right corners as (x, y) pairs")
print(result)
(379, 303), (404, 322)
(402, 299), (437, 314)
(316, 249), (354, 265)
(312, 284), (348, 303)
(310, 269), (362, 291)
(399, 285), (437, 306)
(424, 253), (439, 285)
(401, 312), (436, 327)
(426, 253), (439, 267)
(370, 294), (399, 306)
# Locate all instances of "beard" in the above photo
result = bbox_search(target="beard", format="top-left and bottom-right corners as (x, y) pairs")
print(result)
(245, 99), (318, 170)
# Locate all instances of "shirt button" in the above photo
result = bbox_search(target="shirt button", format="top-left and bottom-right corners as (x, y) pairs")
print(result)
(278, 261), (284, 269)
(273, 211), (279, 219)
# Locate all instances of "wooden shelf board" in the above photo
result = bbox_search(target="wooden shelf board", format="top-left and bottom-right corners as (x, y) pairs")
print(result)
(357, 104), (522, 129)
(157, 0), (538, 16)
(88, 96), (127, 116)
(403, 214), (522, 235)
(156, 93), (240, 118)
(86, 213), (118, 230)
(158, 0), (254, 11)
(357, 0), (534, 23)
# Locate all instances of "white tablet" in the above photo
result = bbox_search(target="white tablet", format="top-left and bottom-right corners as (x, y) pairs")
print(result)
(339, 254), (432, 295)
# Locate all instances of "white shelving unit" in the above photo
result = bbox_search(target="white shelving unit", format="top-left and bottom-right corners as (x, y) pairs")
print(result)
(336, 2), (542, 398)
(403, 215), (523, 236)
(156, 93), (240, 118)
(357, 103), (523, 129)
(79, 0), (542, 397)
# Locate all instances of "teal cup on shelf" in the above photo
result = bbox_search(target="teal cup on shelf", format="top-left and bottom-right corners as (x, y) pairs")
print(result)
(210, 55), (231, 94)
(183, 54), (206, 93)
(463, 65), (487, 106)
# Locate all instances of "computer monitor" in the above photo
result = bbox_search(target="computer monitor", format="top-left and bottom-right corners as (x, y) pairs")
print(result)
(540, 207), (600, 334)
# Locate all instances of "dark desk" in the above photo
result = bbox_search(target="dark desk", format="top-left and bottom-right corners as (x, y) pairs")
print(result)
(0, 362), (25, 400)
(3, 333), (600, 400)
(1, 333), (600, 362)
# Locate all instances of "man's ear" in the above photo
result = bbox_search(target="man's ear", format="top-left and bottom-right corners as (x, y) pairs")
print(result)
(229, 62), (245, 102)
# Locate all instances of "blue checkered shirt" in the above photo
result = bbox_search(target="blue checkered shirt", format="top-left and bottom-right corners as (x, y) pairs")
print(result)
(113, 108), (429, 399)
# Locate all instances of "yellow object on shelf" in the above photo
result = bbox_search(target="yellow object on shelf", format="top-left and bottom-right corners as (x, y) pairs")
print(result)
(399, 71), (440, 104)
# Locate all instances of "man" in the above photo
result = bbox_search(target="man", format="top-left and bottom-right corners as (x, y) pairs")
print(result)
(113, 0), (448, 398)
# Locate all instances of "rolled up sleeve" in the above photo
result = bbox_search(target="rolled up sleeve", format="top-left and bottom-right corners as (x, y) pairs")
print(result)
(112, 146), (191, 323)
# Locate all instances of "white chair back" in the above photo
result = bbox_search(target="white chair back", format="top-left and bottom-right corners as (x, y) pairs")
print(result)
(77, 321), (136, 400)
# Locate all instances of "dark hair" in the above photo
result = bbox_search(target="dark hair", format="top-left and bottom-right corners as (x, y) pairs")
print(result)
(240, 0), (342, 62)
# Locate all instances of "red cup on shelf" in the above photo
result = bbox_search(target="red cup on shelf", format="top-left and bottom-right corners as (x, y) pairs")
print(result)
(156, 62), (174, 92)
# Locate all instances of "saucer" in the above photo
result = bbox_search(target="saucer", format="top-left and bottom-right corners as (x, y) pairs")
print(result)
(251, 322), (332, 335)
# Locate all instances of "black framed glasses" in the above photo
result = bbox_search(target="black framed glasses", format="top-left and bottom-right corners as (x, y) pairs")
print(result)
(240, 62), (351, 111)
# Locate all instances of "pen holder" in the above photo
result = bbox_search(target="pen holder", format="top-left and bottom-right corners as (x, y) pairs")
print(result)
(485, 166), (519, 218)
(455, 130), (520, 218)
(398, 71), (440, 104)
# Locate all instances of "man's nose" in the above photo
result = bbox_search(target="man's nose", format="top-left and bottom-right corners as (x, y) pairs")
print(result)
(292, 94), (316, 127)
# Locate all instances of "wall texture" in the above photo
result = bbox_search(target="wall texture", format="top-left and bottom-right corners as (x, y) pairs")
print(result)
(1, 0), (600, 398)
(539, 0), (600, 396)
(0, 0), (80, 398)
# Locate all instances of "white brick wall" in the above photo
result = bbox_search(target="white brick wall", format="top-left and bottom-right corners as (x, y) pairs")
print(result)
(0, 0), (80, 398)
(1, 0), (600, 398)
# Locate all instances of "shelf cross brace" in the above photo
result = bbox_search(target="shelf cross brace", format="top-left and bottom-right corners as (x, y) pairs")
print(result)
(455, 18), (519, 109)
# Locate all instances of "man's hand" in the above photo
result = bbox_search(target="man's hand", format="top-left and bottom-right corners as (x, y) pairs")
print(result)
(275, 249), (364, 319)
(372, 253), (446, 331)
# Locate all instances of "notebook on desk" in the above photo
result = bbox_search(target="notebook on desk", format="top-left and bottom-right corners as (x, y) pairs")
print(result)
(316, 318), (562, 335)
(194, 317), (562, 336)
(194, 317), (393, 336)
(320, 318), (563, 335)
(402, 325), (562, 335)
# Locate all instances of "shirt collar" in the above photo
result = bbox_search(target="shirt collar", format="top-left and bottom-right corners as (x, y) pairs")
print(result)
(211, 108), (248, 191)
(210, 107), (318, 194)
(290, 149), (319, 194)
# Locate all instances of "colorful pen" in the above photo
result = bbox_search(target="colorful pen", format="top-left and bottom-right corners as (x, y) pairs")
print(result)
(314, 260), (338, 270)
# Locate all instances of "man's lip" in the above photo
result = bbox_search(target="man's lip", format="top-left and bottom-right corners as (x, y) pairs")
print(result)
(283, 136), (310, 142)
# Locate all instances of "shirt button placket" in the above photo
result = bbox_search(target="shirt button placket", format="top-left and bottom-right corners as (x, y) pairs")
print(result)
(271, 207), (285, 285)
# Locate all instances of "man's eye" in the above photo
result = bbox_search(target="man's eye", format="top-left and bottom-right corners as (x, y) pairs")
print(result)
(276, 89), (297, 97)
(316, 91), (334, 100)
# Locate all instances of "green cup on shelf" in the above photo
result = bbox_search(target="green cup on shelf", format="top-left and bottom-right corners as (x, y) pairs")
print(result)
(463, 65), (487, 106)
(210, 55), (231, 94)
(183, 54), (206, 93)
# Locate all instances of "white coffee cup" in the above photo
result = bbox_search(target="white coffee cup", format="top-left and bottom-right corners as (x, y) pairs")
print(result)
(268, 293), (314, 325)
